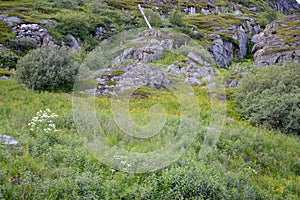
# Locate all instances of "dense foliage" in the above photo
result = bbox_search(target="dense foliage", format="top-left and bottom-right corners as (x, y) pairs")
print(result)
(234, 62), (300, 135)
(16, 46), (79, 91)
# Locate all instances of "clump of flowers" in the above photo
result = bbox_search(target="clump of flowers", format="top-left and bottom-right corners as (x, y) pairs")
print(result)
(114, 155), (132, 172)
(28, 108), (59, 133)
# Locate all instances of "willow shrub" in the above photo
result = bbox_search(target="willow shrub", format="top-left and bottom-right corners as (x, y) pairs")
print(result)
(234, 62), (300, 135)
(16, 46), (79, 92)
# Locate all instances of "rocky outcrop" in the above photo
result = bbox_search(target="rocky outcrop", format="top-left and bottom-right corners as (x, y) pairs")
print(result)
(12, 23), (55, 47)
(94, 64), (170, 96)
(0, 14), (21, 26)
(187, 52), (211, 67)
(252, 15), (300, 66)
(112, 29), (187, 65)
(208, 19), (259, 68)
(268, 0), (300, 14)
(211, 39), (235, 68)
(233, 26), (249, 60)
(0, 134), (20, 146)
(112, 44), (165, 65)
(167, 63), (216, 86)
(64, 34), (81, 50)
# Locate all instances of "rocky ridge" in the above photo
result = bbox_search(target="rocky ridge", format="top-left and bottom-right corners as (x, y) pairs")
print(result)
(252, 14), (300, 66)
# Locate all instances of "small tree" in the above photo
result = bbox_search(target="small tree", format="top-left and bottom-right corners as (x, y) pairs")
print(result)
(16, 46), (79, 91)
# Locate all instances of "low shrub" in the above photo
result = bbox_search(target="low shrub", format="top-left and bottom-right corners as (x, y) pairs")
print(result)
(140, 9), (163, 28)
(16, 46), (79, 91)
(256, 11), (278, 27)
(234, 62), (300, 135)
(8, 38), (38, 53)
(168, 9), (184, 27)
(0, 50), (20, 69)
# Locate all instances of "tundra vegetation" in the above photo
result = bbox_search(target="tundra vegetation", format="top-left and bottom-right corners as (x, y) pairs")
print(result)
(0, 0), (299, 199)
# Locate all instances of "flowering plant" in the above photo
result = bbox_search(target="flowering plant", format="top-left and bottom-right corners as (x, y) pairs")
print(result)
(28, 108), (59, 133)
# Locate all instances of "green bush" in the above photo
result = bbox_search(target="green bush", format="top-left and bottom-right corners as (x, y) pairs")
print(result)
(16, 46), (79, 91)
(234, 62), (300, 134)
(168, 9), (184, 27)
(43, 0), (85, 9)
(9, 38), (38, 53)
(0, 50), (20, 69)
(142, 9), (163, 28)
(256, 11), (278, 27)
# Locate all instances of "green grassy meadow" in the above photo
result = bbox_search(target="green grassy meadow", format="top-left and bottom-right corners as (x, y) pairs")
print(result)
(0, 79), (299, 199)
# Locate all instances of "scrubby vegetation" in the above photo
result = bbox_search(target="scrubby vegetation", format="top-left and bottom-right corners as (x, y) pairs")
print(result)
(0, 0), (299, 199)
(15, 46), (79, 91)
(0, 78), (299, 199)
(234, 62), (300, 135)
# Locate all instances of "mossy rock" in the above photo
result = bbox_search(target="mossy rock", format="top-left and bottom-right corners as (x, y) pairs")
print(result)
(106, 81), (118, 86)
(109, 70), (125, 76)
(0, 68), (13, 77)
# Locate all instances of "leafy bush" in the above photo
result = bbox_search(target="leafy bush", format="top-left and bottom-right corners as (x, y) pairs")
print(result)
(54, 10), (111, 43)
(122, 11), (140, 30)
(142, 9), (163, 28)
(16, 46), (79, 91)
(256, 11), (278, 27)
(42, 0), (85, 9)
(9, 38), (38, 53)
(0, 50), (20, 69)
(234, 62), (300, 134)
(168, 9), (184, 27)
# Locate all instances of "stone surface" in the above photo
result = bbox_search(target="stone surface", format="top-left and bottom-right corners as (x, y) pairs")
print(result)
(233, 26), (249, 60)
(3, 16), (21, 27)
(270, 0), (300, 14)
(65, 34), (81, 50)
(184, 77), (202, 86)
(0, 76), (10, 81)
(111, 29), (185, 65)
(184, 65), (215, 79)
(13, 23), (55, 47)
(167, 64), (183, 76)
(94, 64), (171, 96)
(211, 39), (234, 68)
(251, 34), (261, 43)
(0, 135), (20, 146)
(252, 14), (300, 66)
(187, 52), (211, 67)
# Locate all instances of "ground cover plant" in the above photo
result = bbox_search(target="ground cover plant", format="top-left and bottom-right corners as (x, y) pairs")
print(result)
(0, 78), (299, 199)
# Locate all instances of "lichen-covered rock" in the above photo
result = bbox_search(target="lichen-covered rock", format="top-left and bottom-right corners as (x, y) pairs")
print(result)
(167, 64), (183, 76)
(65, 34), (81, 50)
(94, 64), (170, 96)
(269, 0), (300, 14)
(0, 135), (20, 146)
(211, 39), (234, 68)
(252, 14), (300, 66)
(184, 65), (215, 79)
(2, 16), (22, 27)
(112, 29), (188, 65)
(187, 52), (211, 67)
(184, 77), (202, 86)
(233, 26), (249, 60)
(12, 23), (55, 47)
